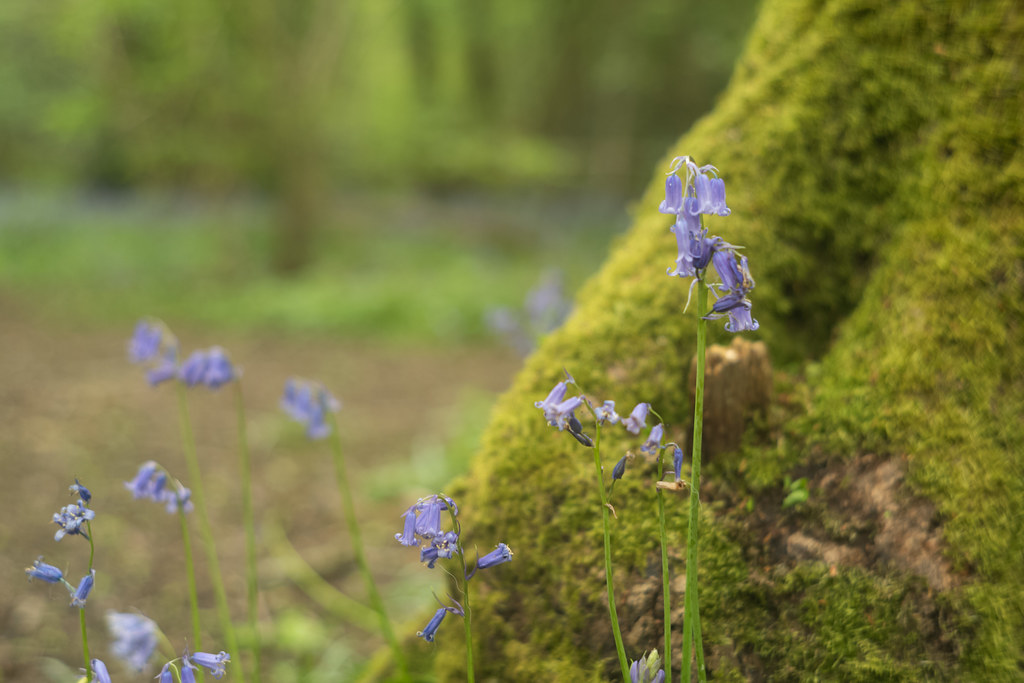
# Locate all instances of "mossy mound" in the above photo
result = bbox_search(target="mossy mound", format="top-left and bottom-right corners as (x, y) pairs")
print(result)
(430, 0), (1023, 680)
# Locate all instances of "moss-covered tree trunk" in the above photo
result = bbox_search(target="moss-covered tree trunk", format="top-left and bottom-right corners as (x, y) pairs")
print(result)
(430, 0), (1023, 680)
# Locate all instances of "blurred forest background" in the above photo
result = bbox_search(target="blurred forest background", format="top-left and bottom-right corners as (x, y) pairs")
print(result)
(1, 0), (757, 308)
(0, 1), (760, 681)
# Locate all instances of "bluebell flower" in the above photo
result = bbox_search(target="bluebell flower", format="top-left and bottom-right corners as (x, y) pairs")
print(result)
(594, 400), (620, 425)
(476, 543), (513, 570)
(89, 658), (112, 683)
(178, 350), (208, 387)
(691, 170), (731, 217)
(280, 378), (341, 439)
(417, 600), (464, 643)
(395, 509), (418, 546)
(106, 611), (159, 672)
(71, 569), (95, 608)
(25, 557), (64, 583)
(415, 497), (445, 539)
(158, 663), (174, 683)
(658, 173), (685, 215)
(707, 250), (758, 332)
(189, 651), (231, 679)
(396, 495), (459, 548)
(534, 380), (571, 426)
(202, 347), (235, 388)
(146, 350), (179, 386)
(672, 446), (685, 481)
(612, 455), (628, 481)
(69, 479), (92, 503)
(420, 531), (459, 569)
(125, 461), (193, 514)
(181, 659), (198, 683)
(129, 320), (179, 385)
(128, 321), (162, 363)
(621, 403), (651, 435)
(53, 500), (95, 541)
(630, 650), (666, 683)
(417, 606), (448, 643)
(640, 424), (664, 456)
(548, 396), (584, 431)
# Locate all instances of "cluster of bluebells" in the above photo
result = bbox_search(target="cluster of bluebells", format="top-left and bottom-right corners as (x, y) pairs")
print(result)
(536, 377), (688, 490)
(157, 650), (232, 682)
(98, 611), (230, 681)
(395, 494), (513, 642)
(660, 157), (758, 332)
(125, 461), (193, 514)
(53, 480), (95, 541)
(280, 378), (341, 439)
(26, 481), (98, 609)
(128, 319), (237, 388)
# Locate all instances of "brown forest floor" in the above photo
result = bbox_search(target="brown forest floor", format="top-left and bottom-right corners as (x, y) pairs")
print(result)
(0, 297), (521, 682)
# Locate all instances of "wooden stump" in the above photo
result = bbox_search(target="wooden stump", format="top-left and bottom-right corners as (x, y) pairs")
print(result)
(687, 337), (772, 460)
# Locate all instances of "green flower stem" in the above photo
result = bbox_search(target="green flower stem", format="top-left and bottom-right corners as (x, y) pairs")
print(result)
(81, 520), (95, 678)
(326, 412), (408, 680)
(233, 381), (261, 683)
(79, 607), (90, 678)
(681, 280), (708, 682)
(593, 424), (631, 682)
(179, 503), (202, 651)
(86, 521), (95, 570)
(175, 384), (240, 677)
(656, 457), (672, 683)
(447, 505), (475, 683)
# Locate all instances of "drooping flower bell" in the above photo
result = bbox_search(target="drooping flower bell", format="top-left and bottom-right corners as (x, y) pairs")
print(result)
(25, 557), (64, 583)
(621, 403), (651, 435)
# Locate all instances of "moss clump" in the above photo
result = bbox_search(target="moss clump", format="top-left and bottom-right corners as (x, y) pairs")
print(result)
(429, 0), (1023, 679)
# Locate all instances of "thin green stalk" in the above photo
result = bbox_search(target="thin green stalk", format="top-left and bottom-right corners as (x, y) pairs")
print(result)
(234, 381), (261, 683)
(593, 424), (631, 682)
(175, 384), (240, 675)
(179, 505), (202, 651)
(325, 412), (408, 680)
(86, 521), (95, 570)
(693, 584), (706, 683)
(81, 520), (95, 678)
(682, 280), (708, 682)
(656, 457), (672, 683)
(79, 607), (91, 677)
(448, 506), (474, 683)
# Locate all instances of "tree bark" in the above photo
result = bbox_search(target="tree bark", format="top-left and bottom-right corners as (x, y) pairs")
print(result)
(422, 0), (1024, 680)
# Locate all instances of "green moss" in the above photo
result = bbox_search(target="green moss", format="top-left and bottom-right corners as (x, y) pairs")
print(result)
(426, 0), (1023, 679)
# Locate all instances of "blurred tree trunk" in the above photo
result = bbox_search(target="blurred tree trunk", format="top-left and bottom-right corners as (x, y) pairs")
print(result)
(423, 0), (1024, 680)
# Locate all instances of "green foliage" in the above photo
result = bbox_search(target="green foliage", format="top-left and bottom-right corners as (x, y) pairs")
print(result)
(0, 193), (619, 343)
(0, 0), (758, 195)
